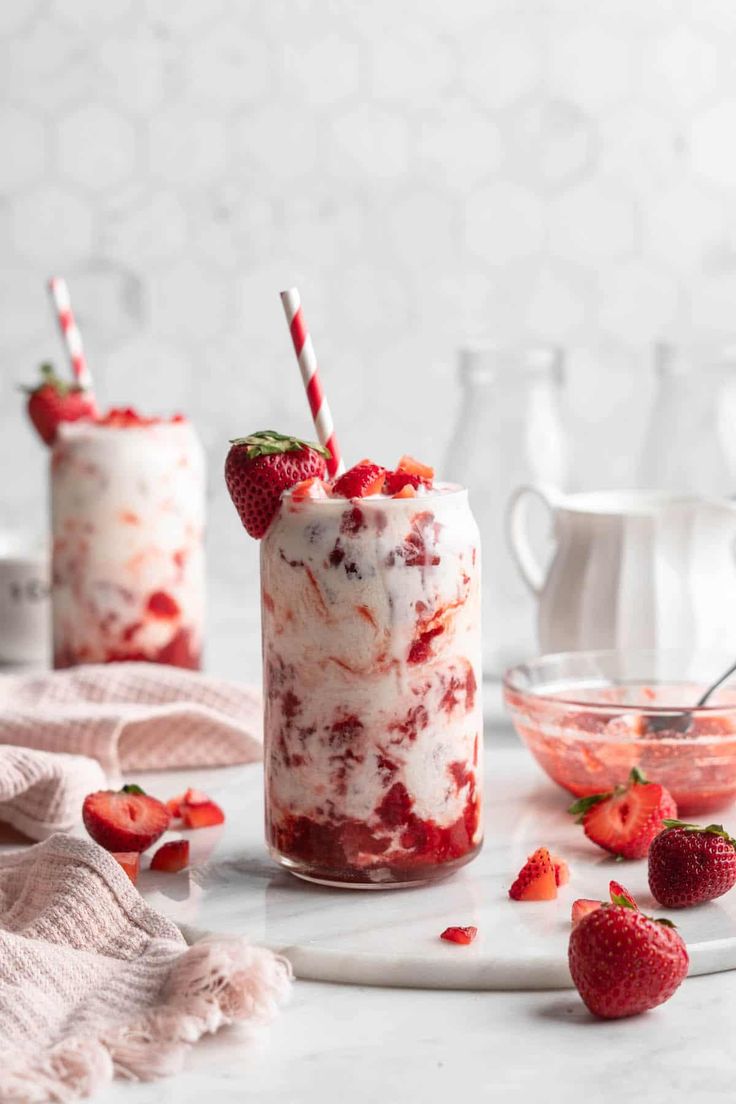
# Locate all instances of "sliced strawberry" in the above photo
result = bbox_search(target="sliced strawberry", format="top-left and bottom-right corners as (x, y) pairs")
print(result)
(83, 786), (170, 852)
(291, 476), (330, 501)
(569, 768), (677, 860)
(391, 483), (417, 499)
(571, 899), (601, 927)
(509, 847), (558, 901)
(182, 799), (225, 828)
(332, 462), (386, 499)
(440, 925), (478, 945)
(552, 854), (570, 887)
(150, 839), (190, 872)
(609, 880), (638, 909)
(112, 852), (140, 884)
(397, 455), (434, 480)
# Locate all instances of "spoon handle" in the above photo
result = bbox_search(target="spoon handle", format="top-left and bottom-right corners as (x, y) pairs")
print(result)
(696, 657), (736, 708)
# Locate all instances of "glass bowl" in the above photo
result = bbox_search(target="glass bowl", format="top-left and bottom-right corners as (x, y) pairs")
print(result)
(503, 650), (736, 815)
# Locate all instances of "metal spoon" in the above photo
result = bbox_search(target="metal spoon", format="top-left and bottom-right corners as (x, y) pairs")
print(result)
(647, 657), (736, 734)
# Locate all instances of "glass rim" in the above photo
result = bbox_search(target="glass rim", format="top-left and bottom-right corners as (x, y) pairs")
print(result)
(503, 648), (736, 715)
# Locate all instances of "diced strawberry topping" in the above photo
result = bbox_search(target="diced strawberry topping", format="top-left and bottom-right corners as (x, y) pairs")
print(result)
(291, 476), (330, 501)
(509, 847), (558, 901)
(166, 793), (187, 818)
(397, 455), (434, 480)
(150, 839), (190, 872)
(440, 925), (478, 945)
(332, 462), (386, 499)
(182, 800), (225, 828)
(112, 852), (140, 884)
(571, 899), (602, 927)
(147, 590), (180, 618)
(95, 407), (182, 428)
(391, 483), (417, 499)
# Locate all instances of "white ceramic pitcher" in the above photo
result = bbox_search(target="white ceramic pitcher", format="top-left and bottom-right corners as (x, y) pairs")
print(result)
(507, 486), (736, 654)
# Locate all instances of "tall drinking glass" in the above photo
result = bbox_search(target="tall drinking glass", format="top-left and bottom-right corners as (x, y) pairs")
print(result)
(50, 417), (205, 669)
(261, 484), (482, 887)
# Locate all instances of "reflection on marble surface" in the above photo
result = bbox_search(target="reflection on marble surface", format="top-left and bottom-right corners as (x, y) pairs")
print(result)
(123, 748), (736, 991)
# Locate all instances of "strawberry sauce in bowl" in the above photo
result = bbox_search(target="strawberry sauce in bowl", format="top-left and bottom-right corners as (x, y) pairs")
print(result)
(504, 650), (736, 815)
(261, 484), (483, 886)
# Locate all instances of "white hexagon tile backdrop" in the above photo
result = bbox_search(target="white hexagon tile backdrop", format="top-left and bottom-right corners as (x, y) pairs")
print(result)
(2, 0), (736, 672)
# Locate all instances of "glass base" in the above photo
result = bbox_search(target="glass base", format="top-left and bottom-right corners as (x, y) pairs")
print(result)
(269, 841), (483, 890)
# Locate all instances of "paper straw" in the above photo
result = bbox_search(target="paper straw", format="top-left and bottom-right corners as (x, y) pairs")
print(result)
(280, 287), (344, 477)
(47, 277), (94, 391)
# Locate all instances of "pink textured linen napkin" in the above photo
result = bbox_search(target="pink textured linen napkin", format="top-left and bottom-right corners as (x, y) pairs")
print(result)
(0, 745), (105, 841)
(0, 663), (262, 776)
(0, 834), (291, 1102)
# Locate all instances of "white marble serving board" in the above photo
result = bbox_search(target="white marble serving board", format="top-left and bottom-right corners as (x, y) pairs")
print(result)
(119, 747), (736, 991)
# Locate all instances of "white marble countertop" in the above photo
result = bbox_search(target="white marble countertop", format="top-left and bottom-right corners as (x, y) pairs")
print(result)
(91, 694), (736, 1104)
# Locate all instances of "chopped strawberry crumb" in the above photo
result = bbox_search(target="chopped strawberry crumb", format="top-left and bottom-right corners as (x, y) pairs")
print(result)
(440, 925), (478, 945)
(571, 899), (601, 927)
(112, 852), (140, 884)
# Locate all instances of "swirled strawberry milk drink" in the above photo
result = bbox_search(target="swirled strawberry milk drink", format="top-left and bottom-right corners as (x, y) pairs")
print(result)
(226, 432), (482, 886)
(50, 408), (205, 669)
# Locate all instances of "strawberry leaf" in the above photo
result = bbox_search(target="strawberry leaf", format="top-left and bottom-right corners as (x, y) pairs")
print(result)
(567, 792), (609, 822)
(628, 766), (648, 785)
(228, 430), (331, 460)
(653, 917), (677, 929)
(610, 893), (636, 909)
(121, 783), (146, 795)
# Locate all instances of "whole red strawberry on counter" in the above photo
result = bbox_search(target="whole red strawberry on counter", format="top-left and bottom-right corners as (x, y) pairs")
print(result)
(569, 901), (689, 1019)
(568, 767), (677, 859)
(24, 362), (97, 445)
(648, 820), (736, 908)
(225, 430), (330, 538)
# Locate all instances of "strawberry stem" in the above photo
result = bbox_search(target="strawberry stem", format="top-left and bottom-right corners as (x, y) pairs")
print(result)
(228, 429), (331, 460)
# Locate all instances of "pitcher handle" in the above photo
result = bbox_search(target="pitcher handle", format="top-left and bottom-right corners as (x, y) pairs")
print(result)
(506, 483), (558, 596)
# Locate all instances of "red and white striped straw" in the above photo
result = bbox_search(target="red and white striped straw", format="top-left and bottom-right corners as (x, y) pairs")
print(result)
(47, 277), (94, 391)
(280, 287), (344, 477)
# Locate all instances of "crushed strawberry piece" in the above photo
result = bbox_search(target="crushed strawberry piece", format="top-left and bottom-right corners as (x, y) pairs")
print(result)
(397, 455), (434, 480)
(95, 407), (184, 428)
(571, 898), (602, 927)
(332, 462), (386, 499)
(440, 925), (478, 945)
(182, 800), (225, 828)
(150, 839), (190, 872)
(291, 476), (330, 501)
(146, 590), (180, 618)
(112, 852), (140, 884)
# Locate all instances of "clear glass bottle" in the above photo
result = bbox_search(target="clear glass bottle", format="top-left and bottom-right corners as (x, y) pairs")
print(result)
(444, 344), (569, 679)
(638, 343), (735, 496)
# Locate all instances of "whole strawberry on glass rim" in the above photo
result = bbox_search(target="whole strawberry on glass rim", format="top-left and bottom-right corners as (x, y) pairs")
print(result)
(225, 430), (331, 539)
(24, 362), (97, 446)
(648, 819), (736, 908)
(568, 767), (677, 859)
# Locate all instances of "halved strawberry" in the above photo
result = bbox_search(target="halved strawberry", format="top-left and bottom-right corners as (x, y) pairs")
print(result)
(552, 854), (570, 887)
(112, 852), (141, 884)
(440, 925), (478, 945)
(150, 839), (190, 872)
(568, 768), (677, 860)
(609, 880), (638, 909)
(572, 899), (601, 927)
(332, 461), (386, 498)
(509, 846), (558, 901)
(182, 800), (225, 828)
(83, 785), (170, 853)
